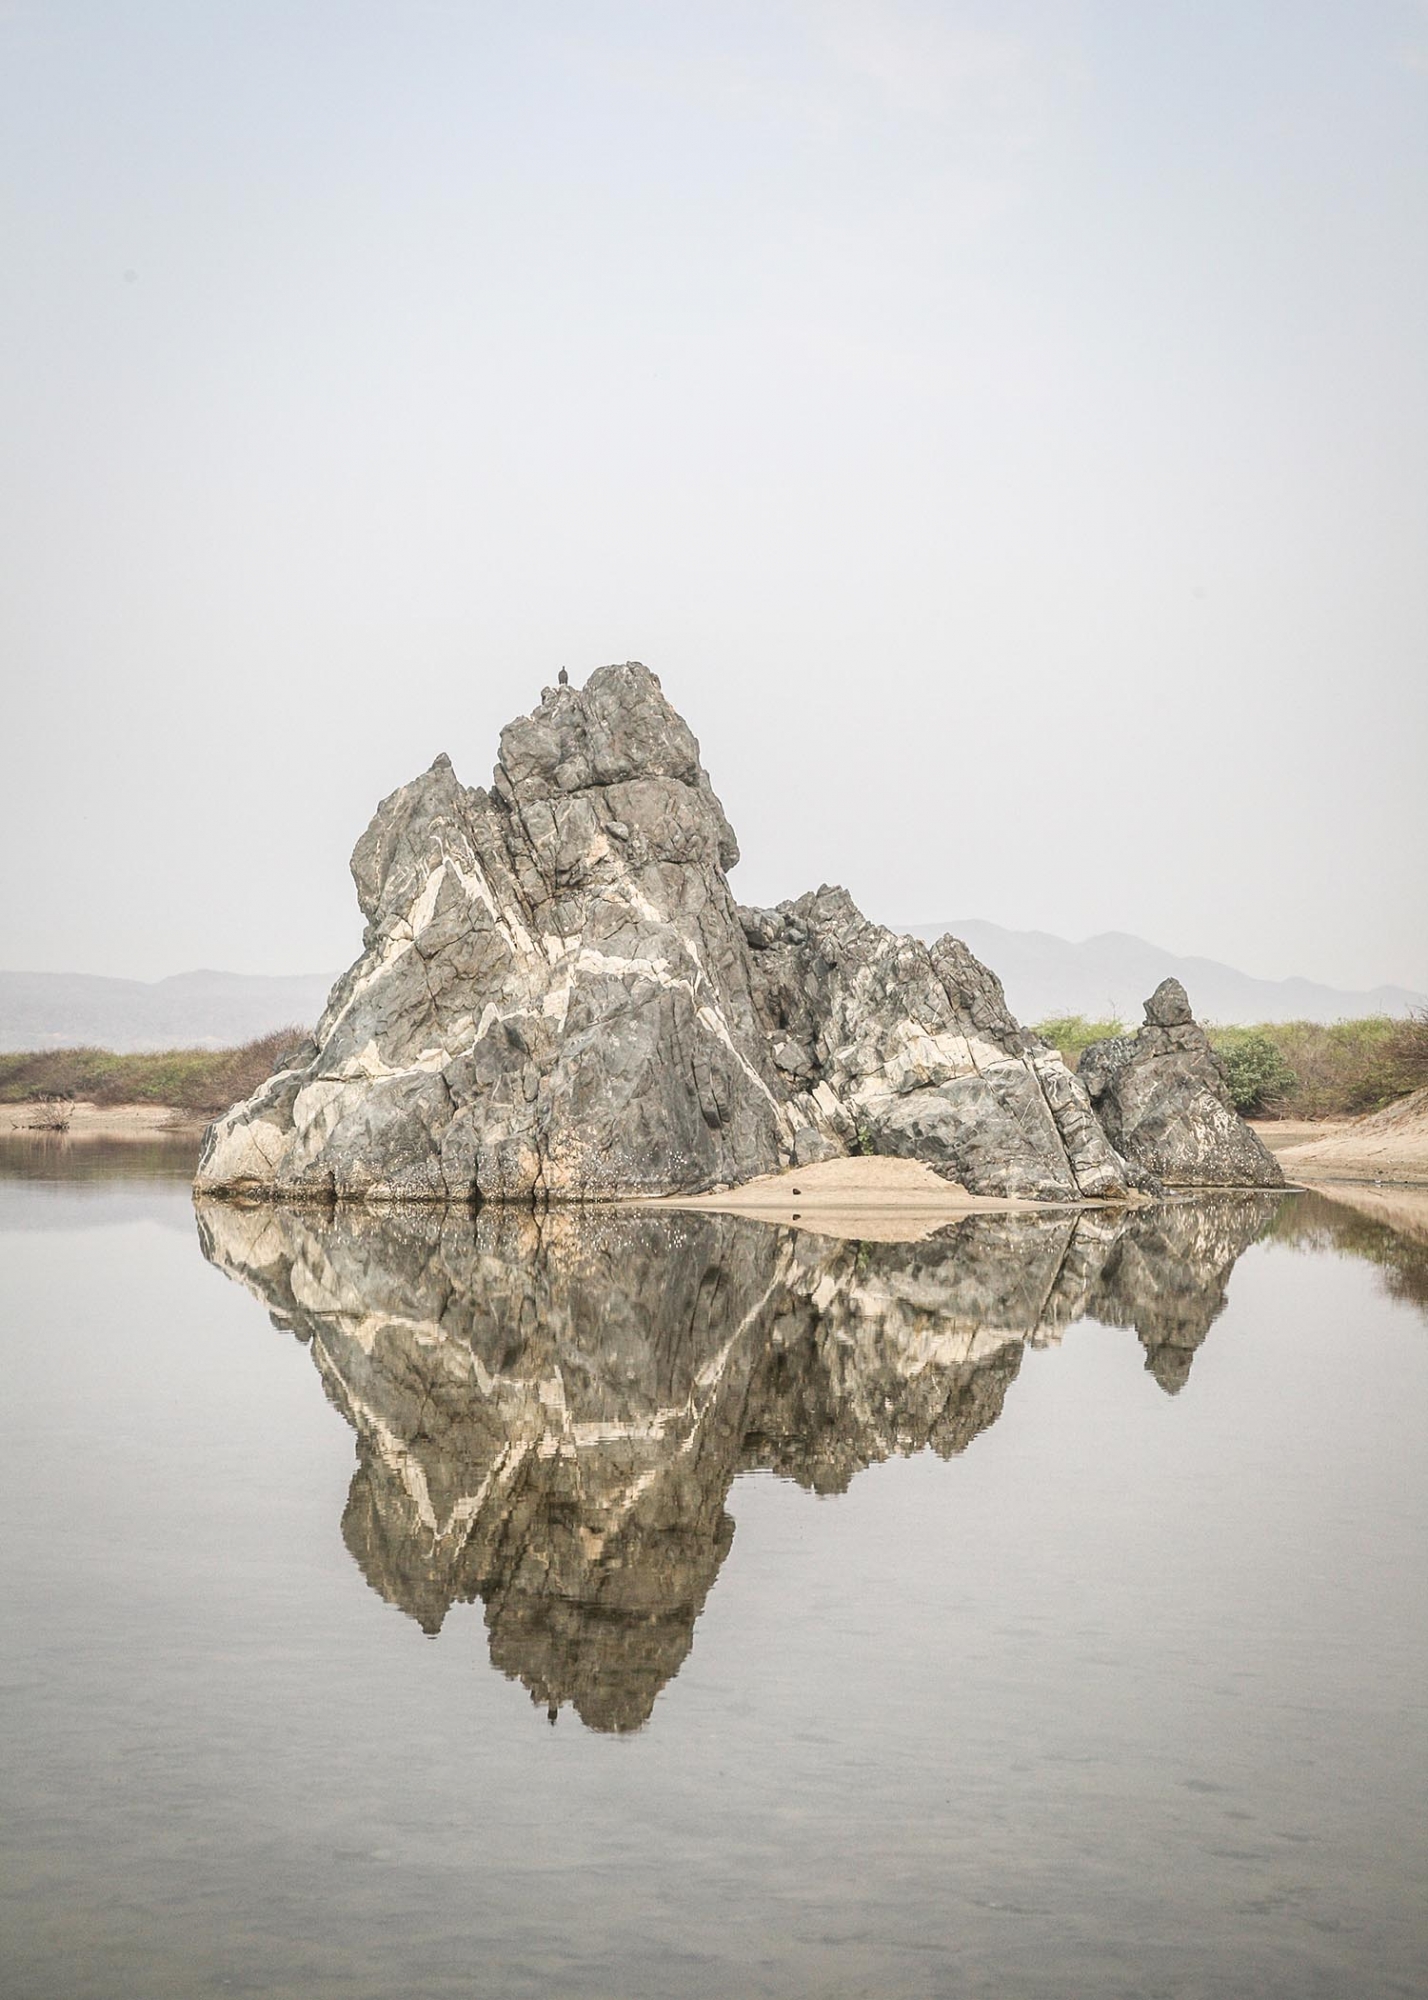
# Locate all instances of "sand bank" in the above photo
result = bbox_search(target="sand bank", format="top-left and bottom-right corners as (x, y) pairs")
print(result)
(1250, 1119), (1352, 1154)
(0, 1101), (208, 1140)
(9, 1098), (1426, 1216)
(1254, 1089), (1428, 1188)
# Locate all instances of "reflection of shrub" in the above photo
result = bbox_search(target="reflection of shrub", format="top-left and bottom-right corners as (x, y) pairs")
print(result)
(1211, 1032), (1298, 1113)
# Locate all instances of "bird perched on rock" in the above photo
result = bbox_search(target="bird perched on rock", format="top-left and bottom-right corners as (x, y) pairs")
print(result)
(557, 666), (569, 686)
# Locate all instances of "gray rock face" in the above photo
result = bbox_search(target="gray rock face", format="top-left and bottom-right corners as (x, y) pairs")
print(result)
(197, 665), (786, 1200)
(195, 667), (1243, 1202)
(1079, 979), (1285, 1188)
(197, 1193), (1284, 1727)
(740, 887), (1131, 1200)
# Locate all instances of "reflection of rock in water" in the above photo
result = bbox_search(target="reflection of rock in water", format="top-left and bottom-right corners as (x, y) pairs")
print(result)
(197, 1193), (1283, 1729)
(746, 1217), (1089, 1494)
(1086, 1195), (1284, 1393)
(199, 1203), (778, 1732)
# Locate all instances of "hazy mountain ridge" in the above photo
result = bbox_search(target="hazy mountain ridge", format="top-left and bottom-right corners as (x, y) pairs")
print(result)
(901, 922), (1425, 1028)
(3, 921), (1421, 1055)
(0, 969), (336, 1053)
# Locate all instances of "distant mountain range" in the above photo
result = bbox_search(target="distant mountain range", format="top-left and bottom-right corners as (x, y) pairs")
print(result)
(2, 926), (1421, 1053)
(0, 970), (336, 1053)
(900, 922), (1425, 1028)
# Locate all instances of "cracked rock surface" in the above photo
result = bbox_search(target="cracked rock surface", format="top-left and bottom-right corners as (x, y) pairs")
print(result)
(195, 667), (1266, 1201)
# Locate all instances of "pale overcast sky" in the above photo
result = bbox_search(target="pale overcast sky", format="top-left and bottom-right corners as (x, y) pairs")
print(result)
(3, 1), (1425, 991)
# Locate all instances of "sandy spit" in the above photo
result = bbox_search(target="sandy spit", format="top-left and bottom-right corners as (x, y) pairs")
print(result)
(651, 1155), (1118, 1244)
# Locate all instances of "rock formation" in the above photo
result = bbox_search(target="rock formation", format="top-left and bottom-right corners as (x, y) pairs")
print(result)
(197, 666), (785, 1201)
(1079, 979), (1284, 1188)
(195, 665), (1270, 1203)
(197, 1191), (1284, 1728)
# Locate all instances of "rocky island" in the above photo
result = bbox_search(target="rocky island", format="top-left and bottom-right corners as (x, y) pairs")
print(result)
(195, 663), (1281, 1203)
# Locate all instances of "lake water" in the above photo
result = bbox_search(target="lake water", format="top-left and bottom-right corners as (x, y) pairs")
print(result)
(2, 1142), (1425, 1999)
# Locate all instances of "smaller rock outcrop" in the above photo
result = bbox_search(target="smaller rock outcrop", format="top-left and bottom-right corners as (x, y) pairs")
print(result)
(740, 887), (1131, 1201)
(1079, 979), (1283, 1188)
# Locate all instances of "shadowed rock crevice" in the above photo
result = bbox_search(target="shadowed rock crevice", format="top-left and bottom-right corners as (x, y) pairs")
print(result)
(197, 1192), (1283, 1730)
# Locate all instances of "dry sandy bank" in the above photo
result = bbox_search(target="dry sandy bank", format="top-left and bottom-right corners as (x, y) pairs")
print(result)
(10, 1100), (1426, 1219)
(0, 1101), (208, 1140)
(1251, 1119), (1352, 1153)
(1253, 1090), (1428, 1188)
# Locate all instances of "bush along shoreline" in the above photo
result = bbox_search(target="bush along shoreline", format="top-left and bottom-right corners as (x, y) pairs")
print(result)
(0, 1028), (304, 1119)
(1032, 1012), (1428, 1120)
(3, 1012), (1425, 1129)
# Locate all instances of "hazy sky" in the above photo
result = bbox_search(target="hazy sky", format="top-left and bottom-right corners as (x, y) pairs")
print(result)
(3, 1), (1425, 991)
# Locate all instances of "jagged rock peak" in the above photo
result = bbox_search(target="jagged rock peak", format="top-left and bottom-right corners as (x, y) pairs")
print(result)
(197, 663), (781, 1201)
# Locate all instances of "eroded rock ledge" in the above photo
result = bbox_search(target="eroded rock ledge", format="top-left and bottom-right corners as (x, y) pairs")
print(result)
(195, 664), (1281, 1202)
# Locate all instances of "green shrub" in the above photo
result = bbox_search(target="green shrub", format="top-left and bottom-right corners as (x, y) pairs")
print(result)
(1210, 1018), (1403, 1119)
(1032, 1011), (1421, 1119)
(1030, 1015), (1127, 1069)
(1210, 1030), (1298, 1113)
(1200, 1018), (1417, 1119)
(1381, 1006), (1428, 1095)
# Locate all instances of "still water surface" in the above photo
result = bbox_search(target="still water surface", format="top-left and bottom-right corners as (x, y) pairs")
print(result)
(1, 1143), (1425, 1998)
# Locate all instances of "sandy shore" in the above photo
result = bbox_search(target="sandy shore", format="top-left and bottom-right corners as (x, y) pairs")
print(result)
(5, 1097), (1425, 1225)
(1251, 1119), (1352, 1154)
(0, 1101), (208, 1140)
